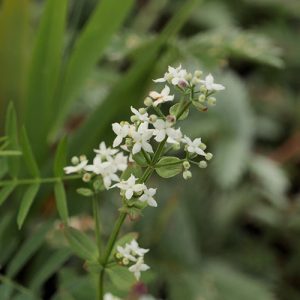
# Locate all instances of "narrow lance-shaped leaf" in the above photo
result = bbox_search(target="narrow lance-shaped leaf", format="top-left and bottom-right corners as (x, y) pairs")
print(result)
(54, 137), (67, 177)
(0, 183), (16, 206)
(17, 183), (40, 229)
(50, 0), (134, 138)
(20, 127), (40, 177)
(54, 181), (69, 223)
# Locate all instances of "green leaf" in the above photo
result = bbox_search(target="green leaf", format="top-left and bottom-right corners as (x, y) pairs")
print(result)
(170, 103), (189, 120)
(107, 265), (135, 291)
(29, 248), (71, 291)
(51, 0), (134, 137)
(54, 181), (69, 223)
(5, 102), (20, 177)
(54, 137), (67, 177)
(0, 183), (16, 206)
(24, 0), (68, 161)
(132, 152), (148, 166)
(76, 188), (94, 197)
(17, 183), (40, 229)
(63, 226), (98, 261)
(156, 156), (183, 178)
(20, 127), (39, 177)
(0, 150), (22, 156)
(7, 222), (52, 278)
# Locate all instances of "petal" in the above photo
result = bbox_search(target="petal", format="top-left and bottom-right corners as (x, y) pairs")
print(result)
(142, 142), (153, 153)
(148, 198), (157, 207)
(161, 85), (170, 96)
(153, 77), (166, 83)
(113, 135), (122, 148)
(125, 189), (133, 200)
(154, 130), (166, 142)
(149, 91), (161, 99)
(112, 123), (121, 134)
(212, 83), (225, 91)
(132, 143), (141, 154)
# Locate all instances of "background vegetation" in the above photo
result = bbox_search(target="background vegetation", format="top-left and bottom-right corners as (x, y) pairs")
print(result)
(0, 0), (300, 299)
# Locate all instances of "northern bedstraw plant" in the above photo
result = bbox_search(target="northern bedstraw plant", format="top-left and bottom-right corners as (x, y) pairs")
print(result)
(63, 65), (225, 299)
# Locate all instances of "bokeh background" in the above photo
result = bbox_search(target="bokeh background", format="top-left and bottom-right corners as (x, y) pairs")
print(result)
(1, 0), (300, 299)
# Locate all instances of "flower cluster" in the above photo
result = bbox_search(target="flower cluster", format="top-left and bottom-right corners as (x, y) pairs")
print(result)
(116, 239), (150, 280)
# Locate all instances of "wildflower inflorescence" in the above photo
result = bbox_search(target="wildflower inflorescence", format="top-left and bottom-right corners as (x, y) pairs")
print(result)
(64, 65), (225, 290)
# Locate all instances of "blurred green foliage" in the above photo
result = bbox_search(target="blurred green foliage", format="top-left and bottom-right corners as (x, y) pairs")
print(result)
(0, 0), (300, 299)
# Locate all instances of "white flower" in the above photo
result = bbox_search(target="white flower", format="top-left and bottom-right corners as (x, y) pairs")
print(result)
(64, 159), (88, 174)
(85, 156), (119, 189)
(131, 123), (154, 155)
(104, 293), (121, 300)
(200, 74), (225, 91)
(182, 136), (206, 156)
(108, 152), (128, 172)
(129, 257), (150, 281)
(131, 106), (149, 123)
(113, 174), (145, 200)
(153, 65), (188, 86)
(149, 85), (174, 107)
(129, 239), (149, 256)
(112, 123), (130, 148)
(94, 142), (118, 159)
(139, 188), (157, 207)
(153, 119), (182, 144)
(116, 244), (137, 262)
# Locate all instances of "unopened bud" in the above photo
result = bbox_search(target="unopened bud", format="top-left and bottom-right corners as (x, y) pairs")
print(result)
(194, 70), (203, 78)
(205, 152), (213, 161)
(208, 97), (216, 106)
(82, 173), (91, 182)
(178, 80), (188, 89)
(200, 143), (207, 150)
(166, 115), (176, 124)
(149, 114), (158, 123)
(116, 253), (122, 259)
(183, 170), (192, 180)
(200, 85), (207, 93)
(125, 138), (133, 147)
(172, 143), (181, 151)
(130, 115), (139, 123)
(191, 77), (200, 85)
(144, 97), (153, 107)
(183, 161), (190, 169)
(185, 73), (193, 81)
(79, 155), (87, 162)
(139, 108), (147, 114)
(198, 95), (206, 103)
(122, 258), (129, 265)
(199, 160), (207, 168)
(71, 156), (79, 165)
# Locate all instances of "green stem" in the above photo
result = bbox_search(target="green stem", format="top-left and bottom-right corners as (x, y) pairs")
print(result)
(93, 193), (102, 259)
(0, 174), (81, 187)
(176, 100), (192, 120)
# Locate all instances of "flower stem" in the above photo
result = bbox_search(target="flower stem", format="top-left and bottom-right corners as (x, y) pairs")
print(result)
(93, 193), (102, 259)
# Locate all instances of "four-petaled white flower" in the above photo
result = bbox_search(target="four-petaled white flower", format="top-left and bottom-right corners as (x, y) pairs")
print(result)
(113, 174), (145, 200)
(131, 123), (154, 154)
(149, 85), (174, 107)
(116, 244), (137, 262)
(64, 159), (88, 174)
(109, 152), (128, 172)
(153, 65), (188, 86)
(153, 119), (182, 144)
(200, 74), (225, 91)
(130, 106), (149, 123)
(139, 188), (157, 207)
(94, 142), (118, 159)
(112, 123), (130, 148)
(182, 136), (206, 156)
(129, 239), (149, 256)
(128, 257), (150, 281)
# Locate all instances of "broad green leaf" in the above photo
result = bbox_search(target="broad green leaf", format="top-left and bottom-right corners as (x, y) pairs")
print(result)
(156, 157), (183, 178)
(17, 184), (40, 229)
(20, 127), (39, 177)
(106, 265), (135, 291)
(7, 222), (52, 278)
(54, 181), (69, 223)
(0, 183), (16, 206)
(5, 102), (20, 177)
(170, 103), (189, 120)
(51, 0), (134, 137)
(24, 0), (68, 162)
(63, 226), (98, 261)
(54, 137), (67, 177)
(29, 248), (71, 291)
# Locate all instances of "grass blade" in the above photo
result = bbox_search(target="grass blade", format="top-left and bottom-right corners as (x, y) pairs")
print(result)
(54, 137), (67, 177)
(0, 183), (16, 206)
(54, 181), (69, 223)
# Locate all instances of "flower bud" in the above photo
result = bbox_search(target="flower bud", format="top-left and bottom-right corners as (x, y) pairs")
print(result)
(183, 161), (190, 169)
(191, 77), (200, 85)
(116, 252), (122, 259)
(82, 173), (91, 182)
(194, 70), (203, 78)
(122, 258), (129, 265)
(198, 94), (206, 103)
(199, 160), (207, 168)
(144, 97), (153, 107)
(71, 156), (79, 165)
(185, 73), (193, 81)
(205, 152), (213, 161)
(172, 143), (181, 151)
(80, 155), (87, 162)
(208, 97), (216, 106)
(125, 138), (133, 147)
(166, 73), (173, 82)
(200, 85), (207, 93)
(178, 80), (188, 89)
(183, 170), (192, 180)
(130, 115), (139, 123)
(166, 115), (176, 124)
(200, 143), (207, 150)
(149, 114), (158, 123)
(139, 107), (147, 114)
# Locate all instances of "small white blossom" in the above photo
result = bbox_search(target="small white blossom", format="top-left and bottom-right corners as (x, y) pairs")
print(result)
(94, 142), (118, 159)
(131, 123), (154, 155)
(139, 188), (157, 207)
(153, 119), (182, 144)
(129, 239), (149, 257)
(112, 123), (130, 148)
(64, 159), (88, 174)
(153, 65), (188, 86)
(116, 244), (137, 262)
(149, 85), (174, 107)
(182, 136), (206, 156)
(200, 74), (225, 91)
(108, 152), (128, 172)
(104, 293), (121, 300)
(113, 174), (145, 200)
(129, 257), (150, 281)
(130, 106), (150, 123)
